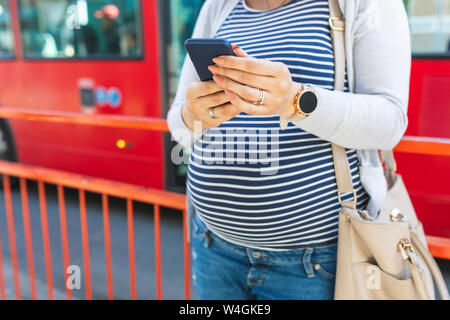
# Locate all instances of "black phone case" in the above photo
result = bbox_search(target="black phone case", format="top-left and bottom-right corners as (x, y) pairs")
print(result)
(185, 38), (235, 81)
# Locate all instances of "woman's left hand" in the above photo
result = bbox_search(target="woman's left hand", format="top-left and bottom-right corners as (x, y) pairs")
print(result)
(209, 47), (301, 118)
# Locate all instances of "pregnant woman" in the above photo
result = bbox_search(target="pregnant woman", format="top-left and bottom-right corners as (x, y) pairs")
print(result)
(168, 0), (411, 300)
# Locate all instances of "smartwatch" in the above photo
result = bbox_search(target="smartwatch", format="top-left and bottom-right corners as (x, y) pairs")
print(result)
(288, 86), (318, 121)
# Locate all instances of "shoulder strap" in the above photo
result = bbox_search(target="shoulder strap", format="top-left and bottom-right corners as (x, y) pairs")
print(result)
(328, 0), (357, 209)
(328, 0), (346, 91)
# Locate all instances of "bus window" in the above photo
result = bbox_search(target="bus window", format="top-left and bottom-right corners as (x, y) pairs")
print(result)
(0, 0), (14, 58)
(166, 0), (205, 102)
(405, 0), (450, 55)
(18, 0), (143, 59)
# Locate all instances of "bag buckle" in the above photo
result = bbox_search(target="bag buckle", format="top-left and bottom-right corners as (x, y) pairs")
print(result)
(397, 239), (415, 262)
(338, 190), (357, 207)
(329, 17), (345, 32)
(390, 208), (406, 222)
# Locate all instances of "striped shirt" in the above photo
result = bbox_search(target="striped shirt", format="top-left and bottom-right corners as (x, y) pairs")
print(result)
(187, 0), (369, 251)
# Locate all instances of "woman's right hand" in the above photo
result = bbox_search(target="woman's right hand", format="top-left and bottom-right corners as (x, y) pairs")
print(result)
(181, 80), (241, 132)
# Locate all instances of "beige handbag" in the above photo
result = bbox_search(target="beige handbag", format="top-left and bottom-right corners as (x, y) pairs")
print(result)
(328, 0), (449, 300)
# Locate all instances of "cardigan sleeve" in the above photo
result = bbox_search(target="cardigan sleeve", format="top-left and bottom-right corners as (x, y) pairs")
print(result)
(167, 0), (216, 148)
(292, 0), (411, 151)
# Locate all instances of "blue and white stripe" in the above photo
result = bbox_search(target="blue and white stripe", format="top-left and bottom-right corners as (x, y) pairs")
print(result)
(187, 0), (369, 251)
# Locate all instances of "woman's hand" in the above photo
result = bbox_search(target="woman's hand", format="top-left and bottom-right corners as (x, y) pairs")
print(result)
(181, 80), (241, 133)
(209, 48), (301, 118)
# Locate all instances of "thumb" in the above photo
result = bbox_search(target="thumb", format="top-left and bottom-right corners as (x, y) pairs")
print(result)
(232, 46), (249, 58)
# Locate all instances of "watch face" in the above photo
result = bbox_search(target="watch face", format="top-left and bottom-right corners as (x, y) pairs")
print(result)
(299, 91), (318, 114)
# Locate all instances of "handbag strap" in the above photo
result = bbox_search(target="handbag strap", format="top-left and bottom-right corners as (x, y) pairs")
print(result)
(328, 0), (346, 91)
(328, 0), (357, 210)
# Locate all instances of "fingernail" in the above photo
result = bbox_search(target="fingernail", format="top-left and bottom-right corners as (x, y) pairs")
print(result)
(213, 58), (225, 65)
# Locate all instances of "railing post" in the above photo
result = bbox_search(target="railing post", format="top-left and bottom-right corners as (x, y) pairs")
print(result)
(79, 190), (92, 300)
(20, 178), (37, 300)
(57, 185), (72, 300)
(0, 226), (7, 300)
(38, 181), (54, 300)
(127, 199), (137, 300)
(4, 175), (21, 300)
(154, 205), (163, 300)
(102, 194), (114, 300)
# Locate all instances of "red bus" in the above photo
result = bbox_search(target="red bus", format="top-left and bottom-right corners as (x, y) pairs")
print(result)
(0, 0), (203, 192)
(0, 0), (449, 238)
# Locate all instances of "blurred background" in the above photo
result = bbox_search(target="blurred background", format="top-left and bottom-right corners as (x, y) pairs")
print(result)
(0, 0), (449, 300)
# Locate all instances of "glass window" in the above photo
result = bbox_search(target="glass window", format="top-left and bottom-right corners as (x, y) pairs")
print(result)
(0, 0), (14, 58)
(405, 0), (450, 55)
(166, 0), (205, 102)
(18, 0), (143, 58)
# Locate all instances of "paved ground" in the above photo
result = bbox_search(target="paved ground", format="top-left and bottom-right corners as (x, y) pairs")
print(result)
(0, 181), (449, 300)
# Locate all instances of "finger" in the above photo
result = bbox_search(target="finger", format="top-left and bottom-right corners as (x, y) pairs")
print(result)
(195, 91), (230, 109)
(188, 80), (223, 99)
(213, 56), (277, 77)
(214, 74), (270, 104)
(212, 103), (241, 121)
(233, 47), (249, 58)
(227, 91), (272, 116)
(209, 66), (273, 91)
(200, 103), (240, 128)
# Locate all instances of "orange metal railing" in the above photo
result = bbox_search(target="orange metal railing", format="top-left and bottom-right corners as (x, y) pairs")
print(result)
(396, 136), (450, 157)
(0, 107), (450, 301)
(427, 236), (450, 261)
(0, 160), (188, 300)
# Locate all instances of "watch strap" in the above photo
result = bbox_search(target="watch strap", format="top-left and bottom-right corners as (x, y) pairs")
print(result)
(280, 113), (307, 131)
(280, 117), (289, 131)
(280, 87), (315, 131)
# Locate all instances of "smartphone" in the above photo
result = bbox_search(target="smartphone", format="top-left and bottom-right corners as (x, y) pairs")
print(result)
(185, 38), (236, 81)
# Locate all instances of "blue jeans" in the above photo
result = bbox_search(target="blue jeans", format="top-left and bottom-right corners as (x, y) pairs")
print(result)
(191, 214), (338, 300)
